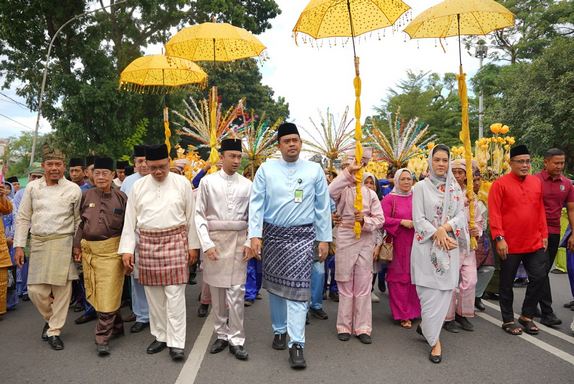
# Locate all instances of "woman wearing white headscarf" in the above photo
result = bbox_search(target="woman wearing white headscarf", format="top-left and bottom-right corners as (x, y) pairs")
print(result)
(382, 168), (420, 329)
(411, 145), (469, 364)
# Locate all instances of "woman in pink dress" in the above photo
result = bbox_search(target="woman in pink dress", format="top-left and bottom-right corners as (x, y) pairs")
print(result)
(382, 168), (421, 329)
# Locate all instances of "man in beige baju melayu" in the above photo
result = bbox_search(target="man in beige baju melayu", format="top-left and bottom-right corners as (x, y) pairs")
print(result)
(195, 138), (255, 361)
(14, 146), (82, 351)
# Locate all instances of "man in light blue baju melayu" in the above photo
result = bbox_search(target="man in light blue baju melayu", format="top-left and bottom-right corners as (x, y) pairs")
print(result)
(249, 122), (332, 370)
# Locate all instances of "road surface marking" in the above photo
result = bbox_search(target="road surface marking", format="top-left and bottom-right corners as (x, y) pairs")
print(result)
(175, 312), (214, 384)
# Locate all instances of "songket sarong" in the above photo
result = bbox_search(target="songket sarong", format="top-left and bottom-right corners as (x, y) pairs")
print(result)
(262, 223), (315, 302)
(137, 226), (189, 286)
(28, 234), (78, 286)
(81, 237), (124, 313)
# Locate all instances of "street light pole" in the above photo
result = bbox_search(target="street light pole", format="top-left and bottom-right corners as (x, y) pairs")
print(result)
(475, 40), (488, 139)
(29, 0), (128, 166)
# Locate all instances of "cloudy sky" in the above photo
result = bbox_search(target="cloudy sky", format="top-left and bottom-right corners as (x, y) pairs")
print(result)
(0, 0), (483, 139)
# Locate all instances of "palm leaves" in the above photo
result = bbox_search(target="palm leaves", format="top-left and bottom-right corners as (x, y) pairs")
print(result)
(173, 96), (245, 148)
(367, 109), (436, 169)
(237, 110), (282, 172)
(302, 107), (355, 169)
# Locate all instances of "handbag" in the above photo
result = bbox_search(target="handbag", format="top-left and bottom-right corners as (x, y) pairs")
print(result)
(377, 197), (396, 263)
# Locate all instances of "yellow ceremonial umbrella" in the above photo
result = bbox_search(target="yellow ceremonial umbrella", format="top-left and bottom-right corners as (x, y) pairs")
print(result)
(119, 55), (207, 155)
(404, 0), (514, 249)
(165, 21), (267, 171)
(293, 0), (411, 238)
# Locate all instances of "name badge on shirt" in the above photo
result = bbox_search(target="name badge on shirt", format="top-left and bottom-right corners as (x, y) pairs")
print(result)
(294, 189), (303, 203)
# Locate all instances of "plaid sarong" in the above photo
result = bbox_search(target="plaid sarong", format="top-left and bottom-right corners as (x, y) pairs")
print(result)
(262, 223), (315, 302)
(137, 226), (189, 286)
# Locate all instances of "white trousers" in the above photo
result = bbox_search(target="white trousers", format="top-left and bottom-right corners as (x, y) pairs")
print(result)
(144, 284), (186, 349)
(210, 285), (246, 346)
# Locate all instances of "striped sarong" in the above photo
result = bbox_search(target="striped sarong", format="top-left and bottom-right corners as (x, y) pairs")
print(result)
(137, 226), (189, 286)
(262, 223), (315, 302)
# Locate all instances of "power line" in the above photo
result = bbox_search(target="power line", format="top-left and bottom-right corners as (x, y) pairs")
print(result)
(0, 92), (30, 110)
(0, 112), (34, 130)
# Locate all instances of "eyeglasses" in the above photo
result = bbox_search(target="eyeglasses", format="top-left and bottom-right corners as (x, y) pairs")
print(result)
(511, 159), (531, 165)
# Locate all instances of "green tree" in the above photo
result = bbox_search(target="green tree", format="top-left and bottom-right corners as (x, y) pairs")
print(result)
(3, 131), (48, 177)
(369, 70), (471, 147)
(0, 0), (282, 158)
(465, 0), (574, 64)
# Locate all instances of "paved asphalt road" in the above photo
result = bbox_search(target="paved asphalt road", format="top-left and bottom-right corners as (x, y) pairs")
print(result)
(1, 273), (573, 384)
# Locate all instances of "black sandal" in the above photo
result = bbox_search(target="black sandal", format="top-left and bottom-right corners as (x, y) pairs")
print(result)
(501, 322), (523, 335)
(518, 317), (539, 335)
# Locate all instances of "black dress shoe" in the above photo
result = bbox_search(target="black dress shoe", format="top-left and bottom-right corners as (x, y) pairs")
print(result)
(483, 292), (499, 301)
(146, 340), (167, 354)
(309, 308), (328, 320)
(455, 314), (474, 331)
(416, 325), (423, 337)
(564, 300), (574, 309)
(48, 335), (64, 351)
(540, 313), (562, 327)
(169, 347), (185, 361)
(197, 303), (209, 318)
(210, 339), (229, 354)
(429, 352), (442, 364)
(21, 294), (30, 302)
(337, 332), (351, 341)
(244, 300), (254, 307)
(289, 343), (306, 369)
(357, 333), (372, 344)
(474, 297), (486, 312)
(97, 344), (110, 357)
(443, 321), (459, 333)
(75, 312), (97, 324)
(130, 321), (149, 333)
(229, 344), (249, 360)
(41, 323), (49, 341)
(329, 292), (339, 302)
(272, 333), (287, 350)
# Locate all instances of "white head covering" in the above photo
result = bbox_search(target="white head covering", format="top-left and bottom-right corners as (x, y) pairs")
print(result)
(391, 168), (414, 196)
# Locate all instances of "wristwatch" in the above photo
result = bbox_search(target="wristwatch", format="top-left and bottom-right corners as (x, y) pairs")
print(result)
(495, 235), (505, 242)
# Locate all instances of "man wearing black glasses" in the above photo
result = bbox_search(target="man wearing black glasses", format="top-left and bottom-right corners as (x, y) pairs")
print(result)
(488, 145), (549, 336)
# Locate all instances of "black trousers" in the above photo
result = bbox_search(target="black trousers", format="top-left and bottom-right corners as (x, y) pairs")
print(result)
(538, 234), (560, 316)
(499, 248), (548, 323)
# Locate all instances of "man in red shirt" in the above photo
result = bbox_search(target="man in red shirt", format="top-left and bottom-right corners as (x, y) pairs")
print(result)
(488, 145), (548, 336)
(535, 148), (574, 326)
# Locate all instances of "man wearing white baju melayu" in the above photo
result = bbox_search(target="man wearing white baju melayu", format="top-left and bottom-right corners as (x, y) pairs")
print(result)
(195, 138), (254, 361)
(249, 123), (332, 370)
(119, 144), (200, 362)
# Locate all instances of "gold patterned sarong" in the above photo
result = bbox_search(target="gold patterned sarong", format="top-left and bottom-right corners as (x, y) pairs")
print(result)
(81, 237), (124, 313)
(29, 234), (78, 286)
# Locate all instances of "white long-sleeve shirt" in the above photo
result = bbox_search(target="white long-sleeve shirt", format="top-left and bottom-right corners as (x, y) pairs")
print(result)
(118, 172), (200, 254)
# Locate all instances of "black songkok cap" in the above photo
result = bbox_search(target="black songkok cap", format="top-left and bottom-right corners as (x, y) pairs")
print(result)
(116, 160), (128, 170)
(220, 138), (242, 153)
(510, 144), (530, 158)
(69, 157), (85, 168)
(145, 144), (169, 161)
(6, 176), (19, 183)
(133, 144), (147, 158)
(277, 122), (300, 141)
(125, 166), (135, 176)
(94, 157), (114, 171)
(85, 156), (96, 167)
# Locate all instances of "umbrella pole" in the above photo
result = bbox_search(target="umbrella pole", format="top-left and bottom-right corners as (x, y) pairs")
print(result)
(346, 0), (363, 239)
(457, 13), (462, 68)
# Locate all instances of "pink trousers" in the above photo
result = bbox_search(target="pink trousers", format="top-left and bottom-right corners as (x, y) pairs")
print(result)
(446, 251), (477, 320)
(336, 264), (372, 335)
